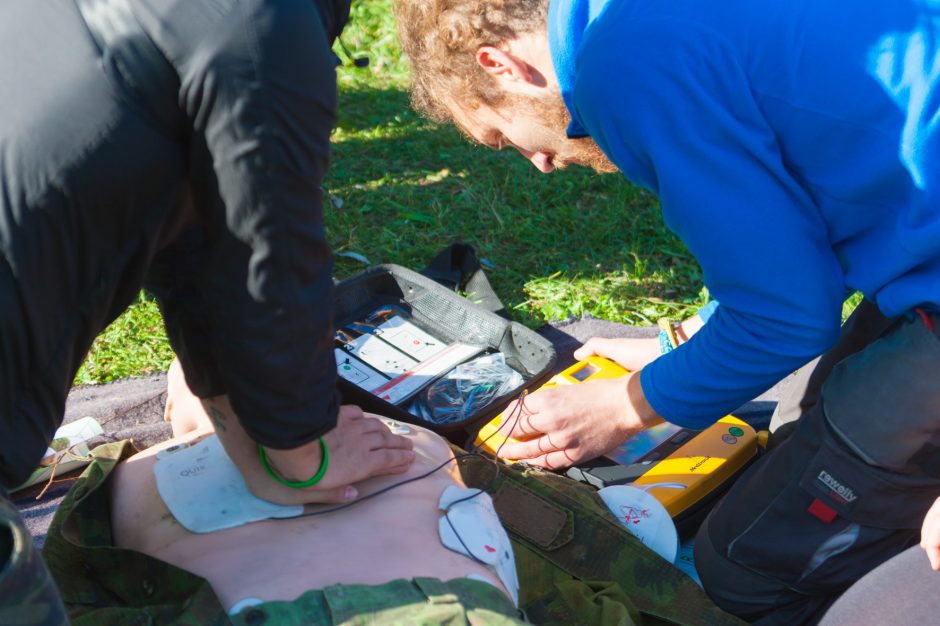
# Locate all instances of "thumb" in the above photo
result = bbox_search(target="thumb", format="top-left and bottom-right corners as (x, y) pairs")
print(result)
(573, 337), (604, 360)
(306, 485), (359, 504)
(574, 337), (623, 361)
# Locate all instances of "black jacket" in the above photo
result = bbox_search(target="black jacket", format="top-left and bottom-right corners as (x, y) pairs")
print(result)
(0, 0), (349, 488)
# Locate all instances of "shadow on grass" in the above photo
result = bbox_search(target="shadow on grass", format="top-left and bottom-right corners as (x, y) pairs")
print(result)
(327, 88), (703, 326)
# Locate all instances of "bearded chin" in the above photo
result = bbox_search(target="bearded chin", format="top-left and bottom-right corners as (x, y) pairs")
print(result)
(567, 137), (619, 173)
(532, 92), (619, 174)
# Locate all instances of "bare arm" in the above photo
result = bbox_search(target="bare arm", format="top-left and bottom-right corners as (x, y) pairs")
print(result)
(572, 313), (706, 371)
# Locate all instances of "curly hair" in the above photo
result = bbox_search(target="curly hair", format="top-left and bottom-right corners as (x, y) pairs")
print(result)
(394, 0), (550, 123)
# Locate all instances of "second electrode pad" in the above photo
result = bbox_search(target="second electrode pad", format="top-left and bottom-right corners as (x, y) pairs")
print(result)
(439, 485), (520, 606)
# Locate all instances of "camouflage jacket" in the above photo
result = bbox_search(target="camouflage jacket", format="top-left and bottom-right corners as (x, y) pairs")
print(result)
(43, 441), (744, 625)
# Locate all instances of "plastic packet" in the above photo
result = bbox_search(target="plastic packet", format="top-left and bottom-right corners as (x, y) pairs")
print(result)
(410, 352), (524, 425)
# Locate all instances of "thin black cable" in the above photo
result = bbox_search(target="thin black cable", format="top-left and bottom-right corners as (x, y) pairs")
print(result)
(275, 389), (530, 521)
(437, 391), (530, 566)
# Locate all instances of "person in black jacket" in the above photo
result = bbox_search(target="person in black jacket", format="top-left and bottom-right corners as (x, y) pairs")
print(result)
(0, 0), (414, 620)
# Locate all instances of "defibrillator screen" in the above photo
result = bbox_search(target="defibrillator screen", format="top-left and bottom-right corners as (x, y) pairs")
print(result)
(569, 363), (599, 381)
(605, 422), (685, 465)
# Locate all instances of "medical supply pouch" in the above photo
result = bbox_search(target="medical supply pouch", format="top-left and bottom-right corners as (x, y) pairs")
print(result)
(333, 263), (556, 439)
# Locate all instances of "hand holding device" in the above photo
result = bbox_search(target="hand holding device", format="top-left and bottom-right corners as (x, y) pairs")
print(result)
(573, 336), (663, 372)
(486, 357), (663, 469)
(573, 314), (707, 370)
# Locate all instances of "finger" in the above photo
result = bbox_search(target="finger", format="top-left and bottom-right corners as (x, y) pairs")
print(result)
(521, 448), (577, 470)
(498, 398), (525, 428)
(358, 415), (393, 434)
(363, 428), (415, 451)
(519, 448), (584, 470)
(574, 337), (629, 363)
(303, 485), (359, 504)
(497, 435), (556, 461)
(381, 462), (413, 476)
(573, 337), (604, 360)
(366, 448), (417, 474)
(501, 395), (548, 439)
(519, 453), (555, 470)
(339, 404), (365, 421)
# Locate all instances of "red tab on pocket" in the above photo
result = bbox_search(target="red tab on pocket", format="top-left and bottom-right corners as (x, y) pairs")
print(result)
(808, 498), (838, 523)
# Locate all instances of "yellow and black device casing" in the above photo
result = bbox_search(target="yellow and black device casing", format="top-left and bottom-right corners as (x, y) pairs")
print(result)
(472, 356), (759, 531)
(573, 416), (757, 510)
(473, 355), (629, 454)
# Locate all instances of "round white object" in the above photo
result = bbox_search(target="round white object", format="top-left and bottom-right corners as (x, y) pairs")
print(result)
(597, 484), (679, 562)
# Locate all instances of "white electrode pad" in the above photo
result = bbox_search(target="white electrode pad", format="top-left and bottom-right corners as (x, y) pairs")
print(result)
(597, 484), (679, 562)
(154, 436), (303, 533)
(438, 485), (519, 606)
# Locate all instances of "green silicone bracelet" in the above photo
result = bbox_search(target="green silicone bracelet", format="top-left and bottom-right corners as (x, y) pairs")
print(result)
(258, 437), (329, 489)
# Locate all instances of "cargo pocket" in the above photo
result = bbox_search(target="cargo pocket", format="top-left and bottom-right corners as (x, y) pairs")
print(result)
(726, 413), (937, 595)
(822, 316), (940, 475)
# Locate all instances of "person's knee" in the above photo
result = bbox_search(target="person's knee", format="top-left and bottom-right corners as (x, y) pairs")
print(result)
(693, 514), (732, 605)
(0, 518), (12, 569)
(694, 508), (771, 619)
(0, 499), (69, 625)
(164, 357), (212, 436)
(695, 509), (838, 626)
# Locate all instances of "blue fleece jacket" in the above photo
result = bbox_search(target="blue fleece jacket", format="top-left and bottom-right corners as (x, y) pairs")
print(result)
(549, 0), (940, 427)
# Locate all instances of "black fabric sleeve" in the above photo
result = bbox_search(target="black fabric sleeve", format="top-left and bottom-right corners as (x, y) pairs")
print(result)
(170, 0), (340, 448)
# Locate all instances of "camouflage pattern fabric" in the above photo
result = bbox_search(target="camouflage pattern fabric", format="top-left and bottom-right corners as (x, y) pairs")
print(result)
(43, 441), (744, 625)
(455, 453), (745, 626)
(0, 494), (69, 626)
(229, 578), (524, 625)
(42, 441), (524, 626)
(42, 442), (230, 626)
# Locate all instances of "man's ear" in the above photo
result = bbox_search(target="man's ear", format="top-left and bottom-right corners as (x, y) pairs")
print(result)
(476, 46), (535, 85)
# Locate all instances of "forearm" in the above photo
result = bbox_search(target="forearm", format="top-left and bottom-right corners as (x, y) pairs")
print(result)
(178, 0), (341, 449)
(200, 395), (315, 505)
(625, 370), (664, 429)
(677, 313), (705, 342)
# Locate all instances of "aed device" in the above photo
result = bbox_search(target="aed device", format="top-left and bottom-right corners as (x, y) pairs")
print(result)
(474, 355), (630, 452)
(473, 356), (759, 535)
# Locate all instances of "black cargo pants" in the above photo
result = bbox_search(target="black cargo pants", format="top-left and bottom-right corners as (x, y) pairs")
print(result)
(695, 301), (940, 625)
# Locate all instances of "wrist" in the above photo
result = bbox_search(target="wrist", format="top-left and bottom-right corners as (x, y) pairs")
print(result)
(624, 371), (663, 430)
(262, 438), (324, 483)
(679, 314), (705, 340)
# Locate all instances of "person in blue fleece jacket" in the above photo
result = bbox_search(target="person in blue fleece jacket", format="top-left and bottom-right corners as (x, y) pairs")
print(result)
(396, 0), (940, 622)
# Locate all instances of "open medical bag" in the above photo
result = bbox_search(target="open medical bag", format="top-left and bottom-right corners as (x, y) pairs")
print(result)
(332, 249), (556, 443)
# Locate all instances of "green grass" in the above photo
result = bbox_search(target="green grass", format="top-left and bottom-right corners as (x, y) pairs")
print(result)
(75, 292), (176, 384)
(326, 2), (702, 322)
(78, 0), (790, 383)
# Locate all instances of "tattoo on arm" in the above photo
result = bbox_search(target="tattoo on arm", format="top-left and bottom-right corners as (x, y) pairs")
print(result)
(205, 403), (229, 433)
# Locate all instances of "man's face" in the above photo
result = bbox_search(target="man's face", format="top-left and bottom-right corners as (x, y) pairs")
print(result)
(451, 91), (618, 174)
